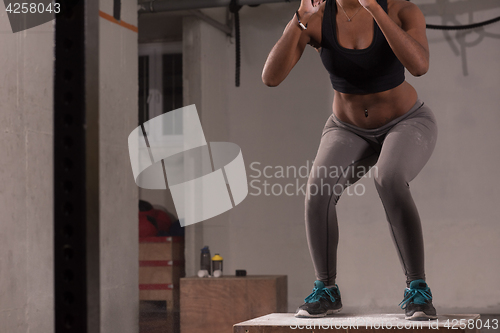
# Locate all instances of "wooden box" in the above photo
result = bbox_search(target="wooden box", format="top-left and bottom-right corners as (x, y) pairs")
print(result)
(139, 236), (184, 261)
(139, 237), (185, 310)
(233, 313), (482, 333)
(180, 275), (287, 333)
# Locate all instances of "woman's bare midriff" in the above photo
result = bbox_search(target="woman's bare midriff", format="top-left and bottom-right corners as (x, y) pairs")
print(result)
(332, 80), (418, 129)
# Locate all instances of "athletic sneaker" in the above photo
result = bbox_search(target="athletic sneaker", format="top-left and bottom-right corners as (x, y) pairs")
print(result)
(399, 279), (438, 320)
(294, 280), (342, 318)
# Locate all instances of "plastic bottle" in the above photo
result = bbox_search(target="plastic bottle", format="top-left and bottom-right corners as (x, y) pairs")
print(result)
(211, 253), (223, 277)
(200, 246), (211, 275)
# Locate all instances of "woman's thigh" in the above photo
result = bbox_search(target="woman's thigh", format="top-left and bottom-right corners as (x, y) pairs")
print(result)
(376, 104), (438, 184)
(308, 122), (378, 202)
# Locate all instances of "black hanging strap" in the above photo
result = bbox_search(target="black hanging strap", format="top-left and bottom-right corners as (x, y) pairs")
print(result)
(229, 0), (242, 87)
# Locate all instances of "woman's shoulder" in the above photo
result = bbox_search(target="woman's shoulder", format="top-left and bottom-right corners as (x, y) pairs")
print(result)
(387, 0), (421, 15)
(387, 0), (423, 26)
(387, 0), (417, 11)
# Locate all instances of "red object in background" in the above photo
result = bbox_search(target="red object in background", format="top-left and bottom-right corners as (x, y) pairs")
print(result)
(138, 209), (172, 237)
(139, 213), (158, 237)
(149, 209), (172, 233)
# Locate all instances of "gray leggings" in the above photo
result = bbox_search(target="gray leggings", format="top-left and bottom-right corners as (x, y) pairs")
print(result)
(305, 99), (437, 286)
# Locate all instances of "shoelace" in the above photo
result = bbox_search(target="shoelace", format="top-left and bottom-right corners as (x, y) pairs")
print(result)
(304, 286), (336, 303)
(399, 288), (432, 309)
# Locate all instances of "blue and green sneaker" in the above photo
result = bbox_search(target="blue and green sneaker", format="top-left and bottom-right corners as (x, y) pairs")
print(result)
(295, 280), (342, 318)
(399, 279), (438, 320)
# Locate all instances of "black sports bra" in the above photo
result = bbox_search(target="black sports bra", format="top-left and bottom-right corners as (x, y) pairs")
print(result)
(319, 0), (405, 94)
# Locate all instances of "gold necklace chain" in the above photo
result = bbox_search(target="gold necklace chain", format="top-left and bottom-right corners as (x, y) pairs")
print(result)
(336, 0), (363, 22)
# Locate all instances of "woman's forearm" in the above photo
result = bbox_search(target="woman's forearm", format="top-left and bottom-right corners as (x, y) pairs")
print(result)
(367, 4), (429, 76)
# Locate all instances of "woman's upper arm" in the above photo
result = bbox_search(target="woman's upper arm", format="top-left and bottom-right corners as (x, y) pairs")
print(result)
(398, 2), (429, 56)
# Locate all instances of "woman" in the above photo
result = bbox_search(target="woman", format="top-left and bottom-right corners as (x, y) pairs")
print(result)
(262, 0), (438, 321)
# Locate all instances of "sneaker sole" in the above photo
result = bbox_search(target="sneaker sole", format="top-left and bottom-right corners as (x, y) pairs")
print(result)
(294, 307), (342, 318)
(406, 311), (438, 321)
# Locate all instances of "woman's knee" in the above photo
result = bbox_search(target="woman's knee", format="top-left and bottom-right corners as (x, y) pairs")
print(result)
(373, 169), (408, 194)
(305, 177), (343, 208)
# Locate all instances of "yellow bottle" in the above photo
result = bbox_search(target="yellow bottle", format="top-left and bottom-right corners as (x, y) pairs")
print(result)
(211, 254), (223, 277)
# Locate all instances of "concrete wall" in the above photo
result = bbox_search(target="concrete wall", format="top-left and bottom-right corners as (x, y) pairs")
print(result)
(0, 11), (55, 333)
(187, 1), (500, 314)
(0, 0), (139, 332)
(99, 0), (139, 331)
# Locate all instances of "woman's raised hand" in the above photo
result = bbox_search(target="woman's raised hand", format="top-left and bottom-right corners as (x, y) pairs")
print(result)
(299, 0), (325, 16)
(357, 0), (378, 10)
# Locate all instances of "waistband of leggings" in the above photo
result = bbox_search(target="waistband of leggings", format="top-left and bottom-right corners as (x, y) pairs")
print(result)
(331, 98), (425, 135)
